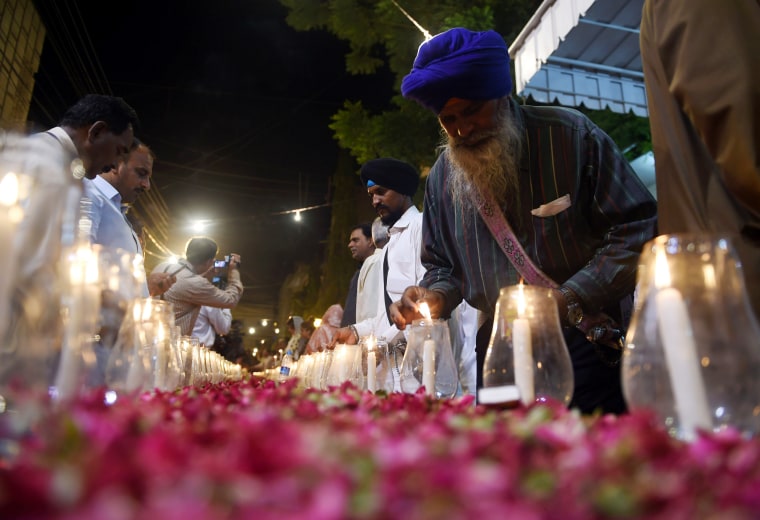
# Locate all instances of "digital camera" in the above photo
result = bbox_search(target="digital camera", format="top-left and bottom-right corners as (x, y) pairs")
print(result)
(212, 255), (234, 289)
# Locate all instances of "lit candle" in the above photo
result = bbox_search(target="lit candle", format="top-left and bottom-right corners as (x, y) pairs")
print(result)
(126, 301), (146, 392)
(153, 321), (168, 390)
(55, 245), (102, 401)
(654, 250), (711, 438)
(367, 351), (377, 392)
(423, 338), (435, 396)
(336, 344), (349, 382)
(513, 283), (534, 405)
(366, 334), (377, 392)
(311, 352), (325, 389)
(0, 172), (22, 341)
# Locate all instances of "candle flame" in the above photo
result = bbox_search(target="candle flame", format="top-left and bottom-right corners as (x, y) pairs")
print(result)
(702, 264), (716, 290)
(132, 300), (143, 321)
(654, 249), (672, 288)
(0, 171), (19, 206)
(85, 249), (99, 285)
(132, 255), (145, 280)
(69, 245), (99, 286)
(142, 298), (153, 321)
(418, 301), (432, 320)
(157, 321), (166, 341)
(366, 333), (377, 352)
(516, 282), (527, 318)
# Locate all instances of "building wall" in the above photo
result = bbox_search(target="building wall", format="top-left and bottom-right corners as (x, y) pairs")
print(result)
(0, 0), (45, 131)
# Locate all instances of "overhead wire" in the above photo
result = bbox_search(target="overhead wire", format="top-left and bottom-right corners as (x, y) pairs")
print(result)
(42, 3), (99, 94)
(63, 1), (112, 94)
(34, 1), (336, 278)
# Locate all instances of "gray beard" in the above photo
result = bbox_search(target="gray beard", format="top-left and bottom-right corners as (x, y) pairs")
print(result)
(443, 98), (523, 225)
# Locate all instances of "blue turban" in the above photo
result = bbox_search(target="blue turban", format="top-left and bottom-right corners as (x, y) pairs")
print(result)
(401, 28), (512, 114)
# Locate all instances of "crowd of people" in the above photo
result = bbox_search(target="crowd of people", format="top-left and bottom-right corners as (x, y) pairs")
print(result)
(294, 10), (758, 411)
(2, 1), (757, 411)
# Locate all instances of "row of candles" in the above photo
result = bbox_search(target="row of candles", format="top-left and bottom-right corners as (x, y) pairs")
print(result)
(481, 234), (760, 440)
(0, 143), (248, 406)
(2, 152), (759, 438)
(270, 233), (760, 441)
(264, 340), (388, 392)
(264, 303), (461, 399)
(1, 238), (244, 406)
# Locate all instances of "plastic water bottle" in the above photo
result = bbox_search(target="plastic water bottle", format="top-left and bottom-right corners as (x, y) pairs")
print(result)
(279, 349), (294, 382)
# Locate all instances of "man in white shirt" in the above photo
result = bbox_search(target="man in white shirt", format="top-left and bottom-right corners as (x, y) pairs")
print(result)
(192, 306), (232, 348)
(83, 140), (175, 298)
(355, 217), (389, 323)
(333, 158), (425, 344)
(341, 223), (375, 326)
(1, 95), (140, 386)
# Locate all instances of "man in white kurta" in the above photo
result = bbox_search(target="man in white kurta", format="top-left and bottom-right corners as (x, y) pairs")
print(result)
(334, 158), (425, 344)
(355, 218), (389, 323)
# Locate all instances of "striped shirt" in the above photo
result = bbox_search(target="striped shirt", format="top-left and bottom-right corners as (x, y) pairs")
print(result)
(151, 259), (244, 336)
(421, 98), (658, 320)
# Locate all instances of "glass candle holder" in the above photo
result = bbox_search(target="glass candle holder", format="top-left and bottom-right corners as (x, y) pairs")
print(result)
(361, 335), (393, 393)
(623, 234), (760, 440)
(295, 353), (314, 388)
(480, 284), (574, 407)
(177, 336), (198, 387)
(325, 343), (362, 388)
(308, 351), (328, 390)
(104, 298), (175, 394)
(399, 319), (458, 399)
(0, 132), (75, 404)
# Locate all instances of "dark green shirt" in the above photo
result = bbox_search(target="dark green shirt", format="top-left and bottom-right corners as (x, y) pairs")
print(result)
(421, 99), (658, 319)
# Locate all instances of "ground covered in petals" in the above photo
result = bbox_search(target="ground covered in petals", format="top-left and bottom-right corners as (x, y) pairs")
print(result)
(2, 378), (759, 519)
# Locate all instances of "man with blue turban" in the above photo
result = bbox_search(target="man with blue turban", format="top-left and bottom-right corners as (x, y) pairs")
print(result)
(332, 157), (426, 363)
(392, 28), (658, 414)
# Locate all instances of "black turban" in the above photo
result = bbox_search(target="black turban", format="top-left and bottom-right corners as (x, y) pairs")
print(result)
(360, 158), (419, 197)
(401, 28), (512, 114)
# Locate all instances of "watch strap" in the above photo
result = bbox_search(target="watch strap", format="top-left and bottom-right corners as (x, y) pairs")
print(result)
(559, 286), (583, 326)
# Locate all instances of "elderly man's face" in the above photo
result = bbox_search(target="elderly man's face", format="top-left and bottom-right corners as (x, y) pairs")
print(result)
(439, 96), (522, 214)
(438, 98), (500, 143)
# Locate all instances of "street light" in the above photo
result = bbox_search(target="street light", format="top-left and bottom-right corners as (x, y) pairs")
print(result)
(191, 219), (208, 233)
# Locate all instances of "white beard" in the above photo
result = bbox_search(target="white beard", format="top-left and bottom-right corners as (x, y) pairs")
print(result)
(444, 98), (523, 223)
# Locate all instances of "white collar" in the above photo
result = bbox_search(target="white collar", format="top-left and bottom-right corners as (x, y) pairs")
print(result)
(389, 205), (420, 234)
(46, 127), (78, 159)
(91, 174), (122, 205)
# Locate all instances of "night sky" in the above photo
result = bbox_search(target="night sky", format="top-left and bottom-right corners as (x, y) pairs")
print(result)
(29, 0), (395, 323)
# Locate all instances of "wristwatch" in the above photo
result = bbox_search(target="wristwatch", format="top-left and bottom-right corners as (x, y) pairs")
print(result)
(559, 286), (584, 327)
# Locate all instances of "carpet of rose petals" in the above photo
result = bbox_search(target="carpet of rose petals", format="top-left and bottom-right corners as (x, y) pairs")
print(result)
(2, 377), (760, 520)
